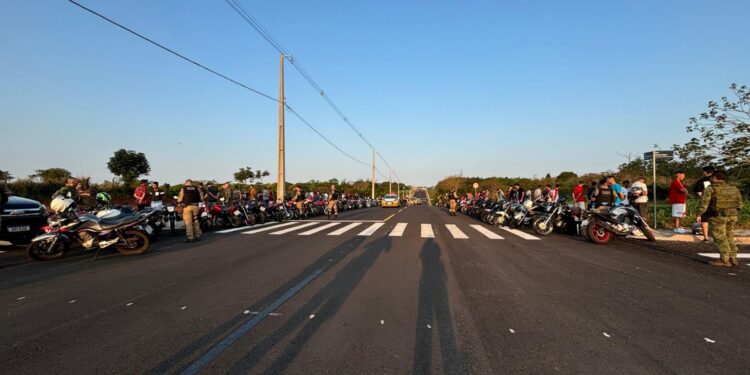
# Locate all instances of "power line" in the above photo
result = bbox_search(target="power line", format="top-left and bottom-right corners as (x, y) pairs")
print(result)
(67, 0), (369, 168)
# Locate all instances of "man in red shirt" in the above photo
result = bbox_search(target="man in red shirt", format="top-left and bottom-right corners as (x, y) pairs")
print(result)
(571, 181), (586, 209)
(133, 179), (152, 211)
(669, 171), (688, 233)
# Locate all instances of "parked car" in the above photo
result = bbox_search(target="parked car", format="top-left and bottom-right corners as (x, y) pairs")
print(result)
(1, 196), (48, 245)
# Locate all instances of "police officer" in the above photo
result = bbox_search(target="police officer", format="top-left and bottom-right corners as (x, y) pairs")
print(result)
(448, 189), (458, 216)
(696, 171), (744, 267)
(328, 185), (340, 220)
(178, 179), (205, 243)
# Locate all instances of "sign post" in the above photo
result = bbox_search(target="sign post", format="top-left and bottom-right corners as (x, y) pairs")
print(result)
(472, 182), (479, 196)
(644, 148), (674, 229)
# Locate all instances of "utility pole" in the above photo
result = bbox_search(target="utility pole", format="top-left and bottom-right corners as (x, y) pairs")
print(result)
(371, 149), (375, 199)
(389, 169), (393, 194)
(277, 53), (285, 203)
(652, 144), (657, 229)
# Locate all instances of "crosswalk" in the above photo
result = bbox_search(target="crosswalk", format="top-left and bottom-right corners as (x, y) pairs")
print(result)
(238, 221), (540, 241)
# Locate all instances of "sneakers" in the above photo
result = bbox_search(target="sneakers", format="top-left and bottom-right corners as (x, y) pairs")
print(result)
(673, 227), (689, 234)
(730, 258), (740, 267)
(183, 238), (193, 243)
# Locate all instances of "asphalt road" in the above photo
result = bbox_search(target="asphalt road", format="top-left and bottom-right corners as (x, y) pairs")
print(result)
(1, 205), (749, 374)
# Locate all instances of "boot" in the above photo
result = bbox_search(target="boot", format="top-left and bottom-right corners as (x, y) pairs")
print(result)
(729, 258), (740, 267)
(708, 259), (732, 267)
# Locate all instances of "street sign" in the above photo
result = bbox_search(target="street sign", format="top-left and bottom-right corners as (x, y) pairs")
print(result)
(644, 150), (674, 161)
(472, 182), (479, 189)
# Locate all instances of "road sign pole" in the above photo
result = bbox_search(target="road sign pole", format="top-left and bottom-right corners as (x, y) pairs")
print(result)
(371, 149), (375, 199)
(652, 145), (657, 229)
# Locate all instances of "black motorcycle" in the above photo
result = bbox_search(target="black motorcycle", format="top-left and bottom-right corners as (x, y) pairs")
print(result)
(583, 205), (656, 244)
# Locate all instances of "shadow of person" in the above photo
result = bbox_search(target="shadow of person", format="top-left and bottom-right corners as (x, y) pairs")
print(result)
(413, 238), (463, 375)
(229, 236), (393, 374)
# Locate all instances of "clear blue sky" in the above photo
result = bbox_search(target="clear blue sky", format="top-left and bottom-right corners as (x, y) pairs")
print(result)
(1, 0), (748, 187)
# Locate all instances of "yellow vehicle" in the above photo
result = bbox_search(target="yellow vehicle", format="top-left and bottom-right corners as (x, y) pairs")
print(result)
(381, 194), (400, 208)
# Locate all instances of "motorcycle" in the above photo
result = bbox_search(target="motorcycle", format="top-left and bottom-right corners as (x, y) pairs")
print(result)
(530, 198), (567, 236)
(583, 205), (656, 244)
(27, 209), (153, 261)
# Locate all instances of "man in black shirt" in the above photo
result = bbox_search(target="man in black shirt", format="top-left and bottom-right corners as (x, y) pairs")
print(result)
(328, 185), (340, 220)
(178, 179), (205, 242)
(693, 166), (715, 241)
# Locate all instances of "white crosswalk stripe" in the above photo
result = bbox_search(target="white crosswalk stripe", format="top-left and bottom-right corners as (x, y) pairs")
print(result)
(389, 223), (408, 237)
(328, 222), (363, 236)
(421, 224), (435, 238)
(298, 222), (340, 236)
(242, 222), (296, 234)
(269, 222), (319, 235)
(445, 224), (468, 239)
(497, 226), (541, 240)
(470, 225), (504, 239)
(358, 222), (385, 236)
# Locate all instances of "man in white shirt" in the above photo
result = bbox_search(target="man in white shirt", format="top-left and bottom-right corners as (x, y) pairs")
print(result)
(630, 177), (649, 223)
(621, 180), (631, 206)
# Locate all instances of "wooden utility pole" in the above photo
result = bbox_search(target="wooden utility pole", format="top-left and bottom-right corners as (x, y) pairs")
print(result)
(371, 149), (375, 199)
(277, 54), (285, 202)
(389, 169), (393, 194)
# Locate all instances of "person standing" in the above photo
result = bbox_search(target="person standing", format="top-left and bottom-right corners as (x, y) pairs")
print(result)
(205, 182), (219, 204)
(621, 180), (631, 206)
(178, 179), (204, 243)
(669, 171), (689, 233)
(591, 178), (615, 208)
(0, 183), (12, 229)
(533, 185), (543, 201)
(133, 179), (151, 211)
(608, 176), (624, 206)
(630, 177), (649, 222)
(328, 185), (340, 220)
(447, 189), (459, 216)
(52, 178), (80, 201)
(293, 186), (305, 219)
(586, 181), (597, 209)
(696, 171), (743, 267)
(571, 181), (586, 210)
(693, 166), (715, 242)
(550, 184), (560, 202)
(150, 181), (164, 205)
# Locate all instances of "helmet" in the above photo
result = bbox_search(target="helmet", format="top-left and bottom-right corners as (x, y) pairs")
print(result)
(95, 192), (111, 205)
(50, 196), (75, 213)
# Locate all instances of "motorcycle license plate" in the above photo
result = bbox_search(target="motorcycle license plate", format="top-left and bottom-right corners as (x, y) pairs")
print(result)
(144, 225), (154, 235)
(581, 219), (589, 226)
(167, 206), (175, 212)
(234, 210), (241, 216)
(7, 226), (31, 233)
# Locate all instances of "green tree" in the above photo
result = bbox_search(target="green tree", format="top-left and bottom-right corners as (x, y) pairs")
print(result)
(31, 167), (71, 184)
(674, 83), (750, 177)
(0, 170), (13, 183)
(107, 149), (150, 185)
(255, 170), (270, 183)
(234, 167), (255, 184)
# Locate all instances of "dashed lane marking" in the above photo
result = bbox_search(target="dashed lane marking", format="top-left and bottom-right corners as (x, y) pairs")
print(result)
(269, 222), (319, 235)
(216, 221), (277, 234)
(470, 225), (504, 239)
(389, 223), (408, 237)
(445, 224), (468, 239)
(421, 224), (435, 238)
(242, 222), (296, 235)
(298, 222), (340, 236)
(327, 222), (363, 236)
(383, 213), (396, 222)
(358, 223), (385, 236)
(497, 226), (541, 240)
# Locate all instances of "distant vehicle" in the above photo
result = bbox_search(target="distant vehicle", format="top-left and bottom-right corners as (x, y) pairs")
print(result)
(381, 194), (400, 208)
(1, 196), (48, 245)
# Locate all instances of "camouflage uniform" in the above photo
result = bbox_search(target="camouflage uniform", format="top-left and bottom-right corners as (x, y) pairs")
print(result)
(698, 180), (743, 264)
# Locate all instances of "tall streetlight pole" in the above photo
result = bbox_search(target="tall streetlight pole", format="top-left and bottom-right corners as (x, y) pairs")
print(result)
(371, 149), (375, 199)
(277, 54), (285, 203)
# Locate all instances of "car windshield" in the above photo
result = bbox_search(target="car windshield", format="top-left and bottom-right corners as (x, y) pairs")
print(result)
(384, 194), (397, 200)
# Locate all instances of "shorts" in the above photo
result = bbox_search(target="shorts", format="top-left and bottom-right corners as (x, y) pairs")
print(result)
(671, 203), (686, 218)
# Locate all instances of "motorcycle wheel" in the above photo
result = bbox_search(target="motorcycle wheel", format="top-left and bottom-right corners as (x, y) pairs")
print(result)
(228, 214), (242, 228)
(27, 238), (67, 261)
(169, 217), (176, 236)
(246, 214), (256, 226)
(115, 230), (150, 256)
(586, 221), (613, 245)
(532, 217), (554, 236)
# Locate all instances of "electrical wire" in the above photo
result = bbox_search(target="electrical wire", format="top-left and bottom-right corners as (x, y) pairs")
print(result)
(68, 0), (370, 168)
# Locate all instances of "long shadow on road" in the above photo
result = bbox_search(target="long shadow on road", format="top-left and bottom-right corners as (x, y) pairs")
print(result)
(413, 238), (463, 375)
(228, 236), (393, 374)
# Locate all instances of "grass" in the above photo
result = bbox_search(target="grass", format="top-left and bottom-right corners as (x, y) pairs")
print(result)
(651, 198), (749, 229)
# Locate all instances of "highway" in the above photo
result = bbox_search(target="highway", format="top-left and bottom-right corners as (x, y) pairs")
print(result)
(2, 205), (749, 374)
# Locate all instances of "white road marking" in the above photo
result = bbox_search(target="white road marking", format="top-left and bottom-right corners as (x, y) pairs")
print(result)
(697, 253), (750, 259)
(216, 221), (277, 234)
(181, 306), (187, 310)
(421, 224), (435, 238)
(509, 328), (515, 334)
(328, 222), (362, 236)
(470, 225), (504, 239)
(269, 222), (319, 235)
(389, 223), (408, 237)
(68, 300), (77, 304)
(309, 314), (315, 319)
(126, 302), (134, 306)
(242, 222), (296, 234)
(704, 337), (716, 343)
(243, 310), (251, 315)
(298, 222), (340, 236)
(603, 332), (611, 338)
(427, 324), (432, 329)
(0, 250), (6, 254)
(380, 320), (385, 325)
(497, 226), (541, 240)
(445, 224), (469, 239)
(17, 297), (26, 301)
(358, 223), (385, 236)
